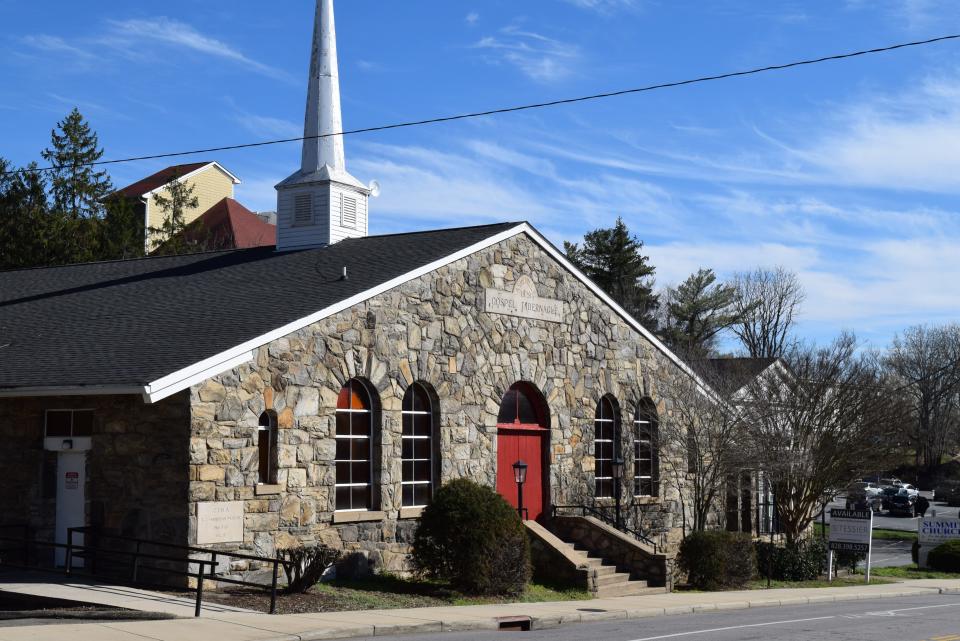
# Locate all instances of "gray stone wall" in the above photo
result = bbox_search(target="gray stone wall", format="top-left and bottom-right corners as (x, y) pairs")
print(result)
(0, 394), (191, 547)
(188, 233), (689, 573)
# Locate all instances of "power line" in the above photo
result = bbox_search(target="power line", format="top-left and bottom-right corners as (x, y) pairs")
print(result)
(4, 32), (960, 177)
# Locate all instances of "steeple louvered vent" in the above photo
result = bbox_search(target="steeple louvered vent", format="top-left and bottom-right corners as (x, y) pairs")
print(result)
(293, 194), (313, 227)
(341, 195), (357, 228)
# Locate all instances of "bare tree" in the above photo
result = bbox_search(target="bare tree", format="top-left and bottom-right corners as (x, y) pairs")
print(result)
(731, 267), (805, 358)
(741, 333), (907, 544)
(659, 369), (746, 533)
(886, 324), (960, 469)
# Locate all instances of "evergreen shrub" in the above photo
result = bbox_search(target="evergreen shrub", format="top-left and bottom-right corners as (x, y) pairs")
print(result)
(411, 479), (531, 595)
(928, 540), (960, 573)
(754, 538), (826, 581)
(678, 530), (756, 590)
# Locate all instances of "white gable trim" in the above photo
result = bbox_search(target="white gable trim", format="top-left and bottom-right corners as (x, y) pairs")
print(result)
(142, 162), (241, 198)
(142, 223), (712, 403)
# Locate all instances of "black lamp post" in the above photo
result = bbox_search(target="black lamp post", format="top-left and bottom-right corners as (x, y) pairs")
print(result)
(512, 460), (528, 520)
(612, 457), (625, 530)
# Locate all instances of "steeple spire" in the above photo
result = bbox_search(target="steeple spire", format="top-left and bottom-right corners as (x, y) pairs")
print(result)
(302, 0), (345, 174)
(275, 0), (371, 251)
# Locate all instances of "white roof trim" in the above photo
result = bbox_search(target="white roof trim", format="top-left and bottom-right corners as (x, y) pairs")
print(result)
(142, 162), (241, 198)
(0, 385), (144, 399)
(142, 223), (713, 404)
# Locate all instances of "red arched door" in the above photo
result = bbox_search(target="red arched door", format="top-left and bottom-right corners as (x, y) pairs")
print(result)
(495, 383), (550, 521)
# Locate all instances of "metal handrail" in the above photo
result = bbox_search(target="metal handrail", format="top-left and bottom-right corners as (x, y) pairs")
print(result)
(0, 526), (291, 616)
(552, 504), (659, 553)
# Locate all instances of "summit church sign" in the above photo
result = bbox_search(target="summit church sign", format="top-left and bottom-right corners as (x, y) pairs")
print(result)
(485, 275), (563, 323)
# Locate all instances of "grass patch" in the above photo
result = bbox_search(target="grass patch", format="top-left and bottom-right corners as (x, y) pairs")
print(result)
(814, 524), (917, 541)
(745, 575), (895, 589)
(871, 564), (960, 580)
(202, 574), (590, 614)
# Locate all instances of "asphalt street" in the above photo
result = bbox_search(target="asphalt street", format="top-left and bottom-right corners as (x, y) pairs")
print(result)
(361, 593), (960, 641)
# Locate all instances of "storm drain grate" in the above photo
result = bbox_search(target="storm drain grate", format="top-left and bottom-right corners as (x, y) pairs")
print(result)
(497, 616), (532, 632)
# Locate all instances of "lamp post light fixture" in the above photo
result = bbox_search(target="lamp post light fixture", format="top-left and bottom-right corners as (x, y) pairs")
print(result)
(612, 457), (625, 530)
(512, 460), (528, 520)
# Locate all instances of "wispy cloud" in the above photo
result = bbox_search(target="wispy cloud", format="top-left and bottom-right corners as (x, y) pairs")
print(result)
(845, 0), (958, 32)
(466, 12), (480, 25)
(103, 18), (294, 83)
(20, 34), (94, 59)
(561, 0), (640, 14)
(473, 25), (579, 83)
(18, 17), (293, 84)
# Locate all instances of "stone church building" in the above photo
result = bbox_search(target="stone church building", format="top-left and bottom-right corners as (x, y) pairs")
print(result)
(0, 0), (712, 589)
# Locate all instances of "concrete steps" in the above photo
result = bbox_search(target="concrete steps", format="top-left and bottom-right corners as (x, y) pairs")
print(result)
(560, 540), (664, 598)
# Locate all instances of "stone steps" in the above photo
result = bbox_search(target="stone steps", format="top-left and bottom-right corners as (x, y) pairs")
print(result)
(560, 538), (660, 598)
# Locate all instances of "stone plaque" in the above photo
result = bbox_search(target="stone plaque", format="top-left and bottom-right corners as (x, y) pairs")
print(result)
(196, 501), (244, 544)
(485, 275), (563, 323)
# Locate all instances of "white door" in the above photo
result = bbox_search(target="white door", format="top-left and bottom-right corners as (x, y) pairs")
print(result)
(55, 452), (85, 568)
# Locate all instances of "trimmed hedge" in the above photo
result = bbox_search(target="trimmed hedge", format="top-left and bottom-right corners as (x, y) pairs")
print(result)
(755, 538), (827, 581)
(411, 479), (531, 596)
(928, 540), (960, 573)
(677, 531), (756, 590)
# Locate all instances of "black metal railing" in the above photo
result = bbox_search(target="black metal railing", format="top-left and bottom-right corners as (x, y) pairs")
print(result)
(552, 504), (659, 553)
(0, 526), (292, 616)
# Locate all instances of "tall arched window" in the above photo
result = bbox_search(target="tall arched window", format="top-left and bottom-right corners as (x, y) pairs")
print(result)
(634, 399), (659, 497)
(594, 395), (620, 498)
(257, 411), (278, 484)
(335, 380), (376, 511)
(401, 383), (438, 508)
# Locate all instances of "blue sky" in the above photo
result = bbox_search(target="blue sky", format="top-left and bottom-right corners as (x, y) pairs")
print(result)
(2, 0), (959, 349)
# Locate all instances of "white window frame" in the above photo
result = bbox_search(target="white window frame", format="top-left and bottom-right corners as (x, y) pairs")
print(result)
(634, 417), (654, 497)
(334, 400), (373, 512)
(401, 385), (433, 508)
(594, 398), (617, 499)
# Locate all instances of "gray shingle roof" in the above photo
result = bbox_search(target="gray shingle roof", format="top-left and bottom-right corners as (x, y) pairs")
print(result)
(0, 223), (520, 391)
(690, 357), (779, 397)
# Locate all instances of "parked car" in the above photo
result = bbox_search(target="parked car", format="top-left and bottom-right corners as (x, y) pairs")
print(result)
(881, 487), (916, 516)
(879, 477), (902, 488)
(934, 481), (960, 506)
(846, 482), (884, 510)
(901, 483), (920, 499)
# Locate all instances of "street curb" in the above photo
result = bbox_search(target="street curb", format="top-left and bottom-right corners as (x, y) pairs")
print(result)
(248, 588), (957, 641)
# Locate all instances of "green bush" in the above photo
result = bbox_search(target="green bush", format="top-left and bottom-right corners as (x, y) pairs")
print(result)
(411, 479), (531, 596)
(279, 544), (343, 593)
(928, 540), (960, 573)
(912, 539), (920, 564)
(754, 538), (826, 581)
(678, 531), (756, 590)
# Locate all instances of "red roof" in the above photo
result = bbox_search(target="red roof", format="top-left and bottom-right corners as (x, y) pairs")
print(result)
(183, 198), (276, 250)
(115, 162), (213, 198)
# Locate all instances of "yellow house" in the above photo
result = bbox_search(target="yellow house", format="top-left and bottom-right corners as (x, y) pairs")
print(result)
(115, 162), (241, 250)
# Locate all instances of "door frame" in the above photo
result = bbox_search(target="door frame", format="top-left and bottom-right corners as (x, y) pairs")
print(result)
(496, 424), (550, 521)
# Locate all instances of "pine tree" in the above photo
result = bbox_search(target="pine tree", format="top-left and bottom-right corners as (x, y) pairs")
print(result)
(41, 108), (113, 220)
(100, 195), (145, 261)
(0, 161), (66, 270)
(147, 172), (201, 256)
(564, 217), (659, 329)
(660, 268), (742, 359)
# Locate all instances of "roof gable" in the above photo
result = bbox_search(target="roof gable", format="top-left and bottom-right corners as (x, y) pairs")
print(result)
(115, 162), (240, 199)
(0, 222), (710, 402)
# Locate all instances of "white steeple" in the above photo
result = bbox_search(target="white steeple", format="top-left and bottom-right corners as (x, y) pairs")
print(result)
(276, 0), (371, 251)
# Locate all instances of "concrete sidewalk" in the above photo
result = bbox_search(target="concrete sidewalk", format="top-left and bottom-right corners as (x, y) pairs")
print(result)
(1, 579), (959, 641)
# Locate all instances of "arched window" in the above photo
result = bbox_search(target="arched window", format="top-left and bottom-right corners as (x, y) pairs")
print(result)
(401, 383), (438, 508)
(335, 380), (376, 511)
(497, 382), (548, 427)
(257, 411), (278, 484)
(594, 395), (620, 498)
(634, 399), (659, 497)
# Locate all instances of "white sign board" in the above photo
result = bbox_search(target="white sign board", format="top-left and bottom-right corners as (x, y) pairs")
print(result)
(828, 508), (874, 583)
(918, 517), (960, 569)
(196, 501), (244, 545)
(829, 508), (873, 553)
(485, 275), (563, 324)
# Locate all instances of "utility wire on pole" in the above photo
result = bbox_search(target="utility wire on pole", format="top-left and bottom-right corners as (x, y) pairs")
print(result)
(3, 33), (959, 177)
